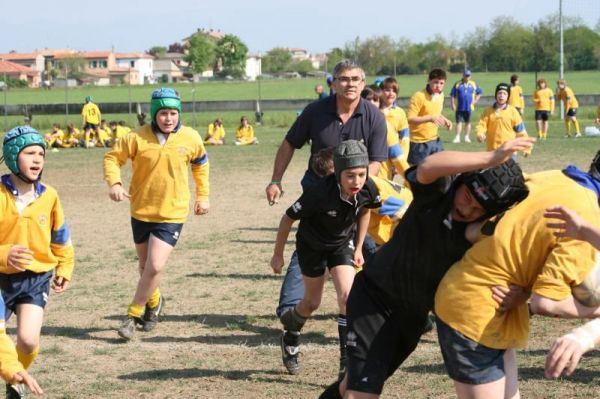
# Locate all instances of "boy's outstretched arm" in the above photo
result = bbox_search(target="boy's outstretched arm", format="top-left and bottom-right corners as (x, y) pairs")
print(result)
(271, 215), (295, 274)
(416, 136), (535, 185)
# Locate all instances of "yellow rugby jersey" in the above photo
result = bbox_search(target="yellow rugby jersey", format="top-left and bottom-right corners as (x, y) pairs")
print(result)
(0, 296), (22, 382)
(104, 124), (210, 223)
(206, 123), (225, 141)
(476, 104), (528, 151)
(407, 89), (445, 143)
(0, 177), (75, 280)
(508, 85), (525, 110)
(556, 86), (579, 110)
(235, 125), (255, 145)
(378, 121), (409, 180)
(66, 128), (82, 141)
(368, 176), (413, 245)
(112, 126), (128, 142)
(533, 88), (555, 112)
(98, 127), (111, 143)
(435, 171), (600, 349)
(81, 103), (101, 124)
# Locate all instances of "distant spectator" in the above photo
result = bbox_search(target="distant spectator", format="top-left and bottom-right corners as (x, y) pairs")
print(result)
(81, 96), (101, 149)
(315, 84), (328, 100)
(44, 123), (64, 149)
(204, 118), (226, 145)
(450, 69), (482, 143)
(235, 116), (258, 145)
(508, 74), (525, 116)
(556, 79), (581, 138)
(326, 74), (335, 96)
(533, 78), (555, 140)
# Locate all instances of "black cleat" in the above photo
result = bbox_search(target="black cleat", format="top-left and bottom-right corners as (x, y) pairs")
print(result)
(280, 332), (301, 375)
(142, 296), (165, 332)
(6, 383), (25, 399)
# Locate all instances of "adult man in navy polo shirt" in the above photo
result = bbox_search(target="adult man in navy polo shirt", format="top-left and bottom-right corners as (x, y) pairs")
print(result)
(265, 60), (387, 376)
(450, 69), (482, 144)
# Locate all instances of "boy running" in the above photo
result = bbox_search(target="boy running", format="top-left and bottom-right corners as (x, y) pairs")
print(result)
(104, 88), (210, 340)
(0, 126), (74, 398)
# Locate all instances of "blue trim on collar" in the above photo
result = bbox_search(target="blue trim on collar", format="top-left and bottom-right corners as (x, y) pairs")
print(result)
(1, 174), (46, 196)
(562, 166), (600, 198)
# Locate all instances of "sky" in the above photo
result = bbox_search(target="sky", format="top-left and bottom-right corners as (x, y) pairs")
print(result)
(1, 0), (598, 55)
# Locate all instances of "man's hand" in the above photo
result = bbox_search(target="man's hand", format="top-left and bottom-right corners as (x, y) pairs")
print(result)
(7, 246), (33, 272)
(270, 254), (284, 274)
(266, 182), (283, 206)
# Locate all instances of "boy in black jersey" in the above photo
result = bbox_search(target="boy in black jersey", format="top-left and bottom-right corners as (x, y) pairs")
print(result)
(271, 140), (381, 376)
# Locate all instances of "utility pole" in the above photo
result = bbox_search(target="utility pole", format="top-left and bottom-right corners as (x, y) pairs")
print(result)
(3, 72), (7, 132)
(559, 0), (565, 119)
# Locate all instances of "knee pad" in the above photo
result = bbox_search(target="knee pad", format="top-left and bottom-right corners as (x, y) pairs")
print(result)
(279, 307), (307, 332)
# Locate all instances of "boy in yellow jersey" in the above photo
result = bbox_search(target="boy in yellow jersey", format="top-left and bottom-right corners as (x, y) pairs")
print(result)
(81, 96), (101, 148)
(596, 105), (600, 125)
(532, 78), (555, 139)
(235, 116), (258, 145)
(361, 87), (409, 179)
(104, 88), (210, 340)
(508, 74), (524, 115)
(109, 121), (128, 146)
(0, 126), (74, 398)
(204, 118), (225, 145)
(407, 68), (452, 165)
(44, 123), (64, 149)
(543, 205), (600, 379)
(476, 83), (530, 155)
(434, 152), (600, 399)
(556, 79), (581, 138)
(379, 77), (410, 158)
(97, 120), (110, 147)
(63, 124), (80, 148)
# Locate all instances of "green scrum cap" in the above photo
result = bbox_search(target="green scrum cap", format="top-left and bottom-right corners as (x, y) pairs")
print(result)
(2, 126), (46, 178)
(333, 140), (369, 181)
(150, 88), (182, 122)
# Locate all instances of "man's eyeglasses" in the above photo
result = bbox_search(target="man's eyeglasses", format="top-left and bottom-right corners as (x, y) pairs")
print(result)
(335, 76), (363, 84)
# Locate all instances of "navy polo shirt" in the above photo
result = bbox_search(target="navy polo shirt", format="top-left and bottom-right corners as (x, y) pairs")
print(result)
(285, 95), (388, 169)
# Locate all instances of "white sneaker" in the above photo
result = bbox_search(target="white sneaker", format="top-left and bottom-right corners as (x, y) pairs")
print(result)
(465, 136), (471, 143)
(452, 136), (460, 144)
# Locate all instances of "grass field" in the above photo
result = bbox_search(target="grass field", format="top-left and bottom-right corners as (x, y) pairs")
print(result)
(2, 70), (600, 105)
(2, 122), (600, 398)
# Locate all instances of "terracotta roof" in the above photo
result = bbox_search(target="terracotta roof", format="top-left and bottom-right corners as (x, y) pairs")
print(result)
(80, 51), (112, 59)
(115, 52), (154, 60)
(0, 52), (39, 61)
(0, 60), (36, 74)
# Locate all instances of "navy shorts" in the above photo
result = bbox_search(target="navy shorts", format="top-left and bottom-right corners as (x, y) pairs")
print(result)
(83, 122), (99, 130)
(131, 217), (184, 247)
(436, 316), (506, 384)
(566, 108), (577, 117)
(535, 110), (550, 121)
(407, 138), (444, 166)
(296, 238), (355, 278)
(455, 110), (472, 123)
(0, 271), (53, 319)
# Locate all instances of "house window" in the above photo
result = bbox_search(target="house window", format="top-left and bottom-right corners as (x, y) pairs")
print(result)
(130, 61), (135, 68)
(90, 61), (97, 68)
(100, 60), (107, 68)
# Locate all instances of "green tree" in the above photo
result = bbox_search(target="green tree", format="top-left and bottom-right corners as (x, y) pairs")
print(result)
(564, 25), (600, 70)
(261, 47), (292, 74)
(291, 59), (315, 76)
(325, 48), (345, 72)
(184, 34), (216, 74)
(148, 46), (167, 57)
(55, 55), (86, 80)
(483, 17), (534, 71)
(215, 34), (248, 78)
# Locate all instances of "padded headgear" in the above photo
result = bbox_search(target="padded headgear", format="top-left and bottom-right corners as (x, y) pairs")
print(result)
(333, 140), (369, 181)
(85, 96), (92, 103)
(589, 150), (600, 180)
(150, 88), (182, 123)
(2, 126), (46, 178)
(495, 83), (511, 101)
(461, 158), (528, 218)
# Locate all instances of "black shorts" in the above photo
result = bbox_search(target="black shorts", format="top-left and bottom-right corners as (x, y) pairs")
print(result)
(84, 122), (99, 130)
(345, 273), (428, 394)
(455, 110), (471, 123)
(296, 238), (355, 278)
(436, 316), (506, 384)
(0, 271), (53, 319)
(566, 108), (577, 117)
(407, 138), (443, 166)
(535, 110), (550, 121)
(131, 217), (184, 247)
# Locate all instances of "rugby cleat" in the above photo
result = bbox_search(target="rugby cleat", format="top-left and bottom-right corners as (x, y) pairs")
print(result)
(280, 332), (301, 375)
(6, 383), (25, 399)
(142, 296), (165, 332)
(117, 316), (144, 340)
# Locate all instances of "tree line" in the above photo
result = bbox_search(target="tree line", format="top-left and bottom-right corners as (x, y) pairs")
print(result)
(262, 14), (600, 76)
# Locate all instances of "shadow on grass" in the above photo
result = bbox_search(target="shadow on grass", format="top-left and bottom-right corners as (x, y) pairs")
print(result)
(103, 313), (338, 346)
(238, 227), (297, 233)
(118, 367), (323, 387)
(39, 325), (123, 344)
(231, 239), (278, 244)
(519, 366), (600, 382)
(186, 271), (281, 280)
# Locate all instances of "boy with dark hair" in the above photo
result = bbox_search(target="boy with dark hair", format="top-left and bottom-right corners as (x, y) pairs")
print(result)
(271, 140), (381, 376)
(407, 68), (452, 165)
(508, 74), (525, 116)
(556, 79), (581, 138)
